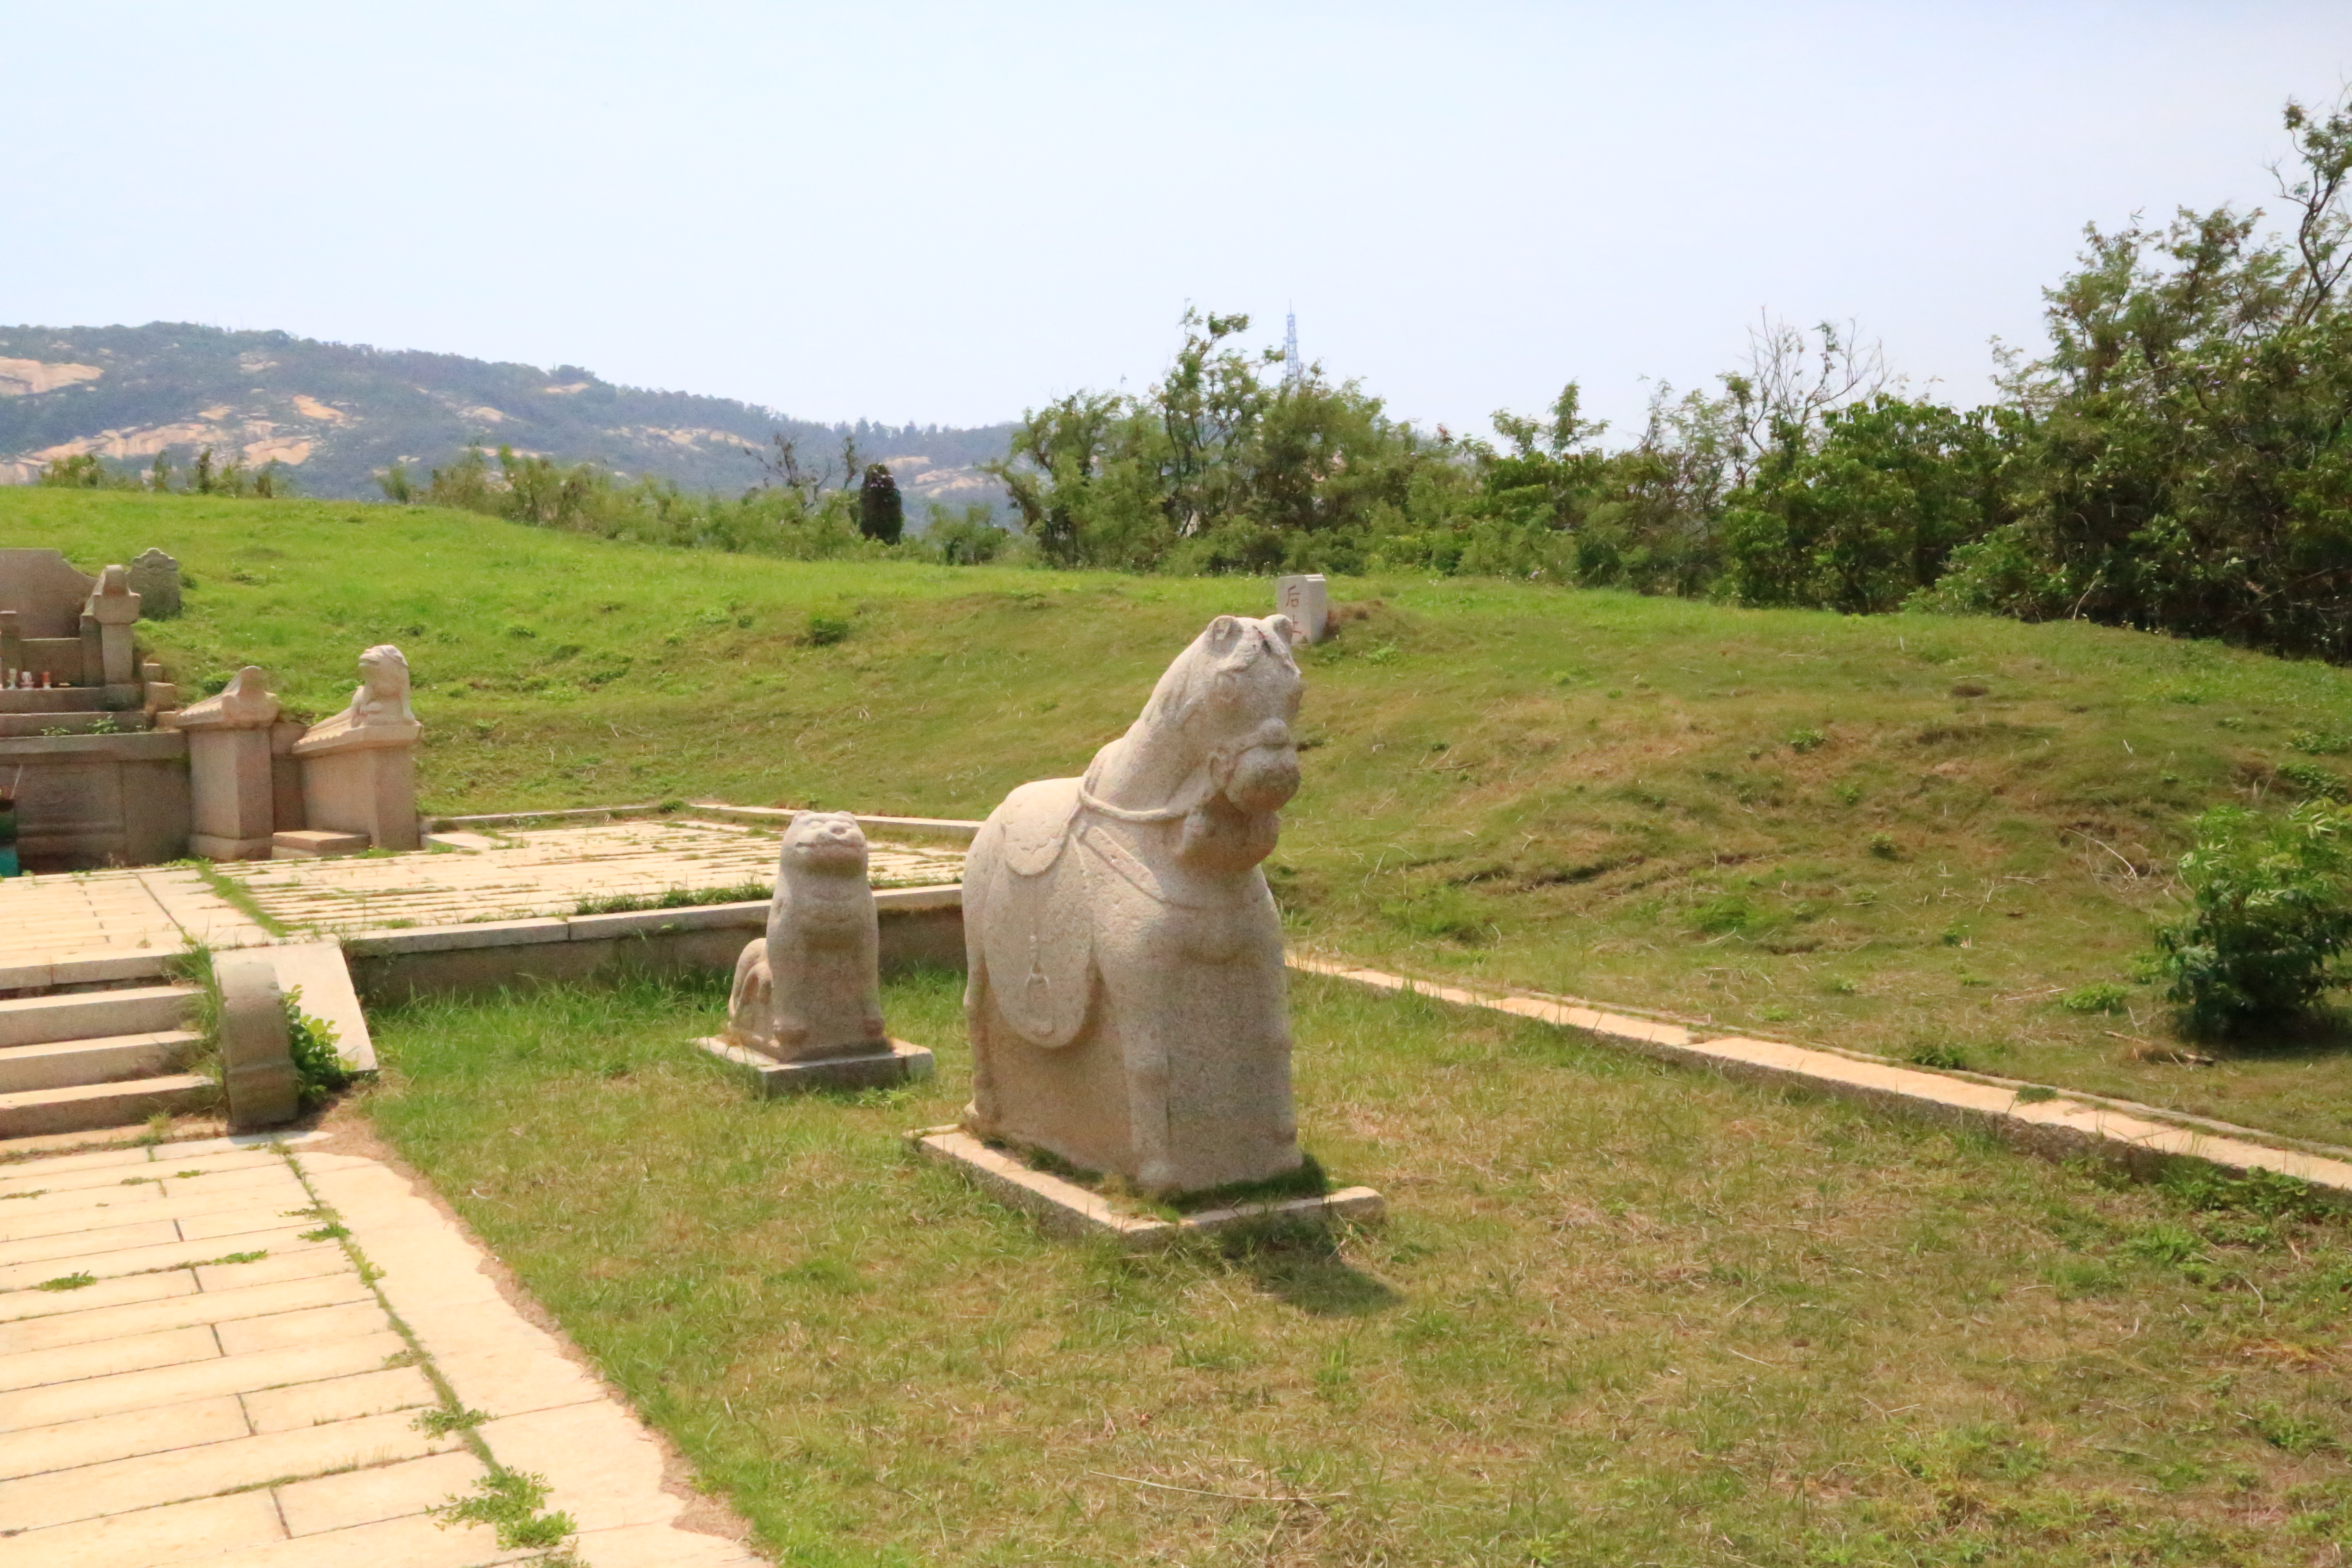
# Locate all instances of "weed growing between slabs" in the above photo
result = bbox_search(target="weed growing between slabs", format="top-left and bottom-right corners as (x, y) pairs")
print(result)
(364, 967), (2352, 1568)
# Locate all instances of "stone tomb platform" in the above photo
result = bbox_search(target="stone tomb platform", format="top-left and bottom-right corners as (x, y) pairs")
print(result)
(697, 1037), (933, 1094)
(912, 1126), (1385, 1251)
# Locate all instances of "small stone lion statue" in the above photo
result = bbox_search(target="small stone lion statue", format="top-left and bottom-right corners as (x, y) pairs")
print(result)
(724, 811), (887, 1062)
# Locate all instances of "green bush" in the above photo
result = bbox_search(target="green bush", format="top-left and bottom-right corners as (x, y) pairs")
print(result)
(282, 986), (352, 1107)
(2060, 982), (2130, 1015)
(2277, 760), (2350, 801)
(806, 612), (851, 646)
(2150, 802), (2352, 1035)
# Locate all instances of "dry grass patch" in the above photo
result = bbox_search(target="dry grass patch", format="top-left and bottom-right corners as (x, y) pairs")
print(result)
(361, 968), (2352, 1566)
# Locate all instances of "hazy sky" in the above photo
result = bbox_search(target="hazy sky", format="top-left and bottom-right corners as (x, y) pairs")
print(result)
(7, 3), (2349, 438)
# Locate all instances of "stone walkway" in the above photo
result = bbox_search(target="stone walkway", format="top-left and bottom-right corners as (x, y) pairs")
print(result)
(0, 867), (272, 963)
(236, 820), (963, 938)
(0, 819), (967, 966)
(0, 1131), (760, 1567)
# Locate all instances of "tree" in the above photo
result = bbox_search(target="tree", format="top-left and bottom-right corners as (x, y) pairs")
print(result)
(858, 463), (904, 543)
(1720, 396), (2007, 612)
(1931, 89), (2352, 659)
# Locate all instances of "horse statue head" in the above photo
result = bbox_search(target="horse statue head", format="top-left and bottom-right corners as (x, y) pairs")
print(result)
(1079, 613), (1303, 874)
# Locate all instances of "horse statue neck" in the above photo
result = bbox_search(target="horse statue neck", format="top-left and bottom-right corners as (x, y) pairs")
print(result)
(1082, 724), (1207, 823)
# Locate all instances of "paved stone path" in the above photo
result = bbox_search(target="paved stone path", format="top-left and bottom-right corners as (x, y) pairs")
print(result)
(0, 820), (966, 966)
(0, 1131), (761, 1567)
(0, 867), (272, 964)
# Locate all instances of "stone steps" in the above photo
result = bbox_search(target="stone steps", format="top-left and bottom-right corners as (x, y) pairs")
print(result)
(0, 987), (196, 1049)
(0, 1030), (205, 1094)
(0, 711), (151, 738)
(0, 690), (111, 715)
(0, 982), (212, 1139)
(0, 1074), (214, 1138)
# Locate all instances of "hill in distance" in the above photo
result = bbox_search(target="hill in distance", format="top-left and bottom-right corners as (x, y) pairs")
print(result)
(0, 322), (1015, 512)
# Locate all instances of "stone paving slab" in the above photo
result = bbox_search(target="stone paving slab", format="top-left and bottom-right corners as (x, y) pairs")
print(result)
(228, 818), (964, 938)
(0, 1134), (765, 1567)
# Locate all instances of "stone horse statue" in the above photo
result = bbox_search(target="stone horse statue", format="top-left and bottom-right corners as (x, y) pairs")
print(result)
(962, 614), (1306, 1196)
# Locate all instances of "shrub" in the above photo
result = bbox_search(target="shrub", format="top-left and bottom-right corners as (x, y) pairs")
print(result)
(1786, 728), (1827, 753)
(806, 613), (851, 646)
(2060, 982), (2130, 1015)
(283, 986), (352, 1107)
(2151, 802), (2352, 1035)
(2276, 760), (2349, 801)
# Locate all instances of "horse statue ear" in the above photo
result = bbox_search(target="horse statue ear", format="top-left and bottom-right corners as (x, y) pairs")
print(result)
(1206, 615), (1243, 646)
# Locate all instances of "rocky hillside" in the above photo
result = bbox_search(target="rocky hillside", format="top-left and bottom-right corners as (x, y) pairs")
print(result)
(0, 323), (1012, 511)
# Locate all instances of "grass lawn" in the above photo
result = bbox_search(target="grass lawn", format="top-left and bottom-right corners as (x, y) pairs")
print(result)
(14, 487), (2352, 1141)
(361, 969), (2352, 1568)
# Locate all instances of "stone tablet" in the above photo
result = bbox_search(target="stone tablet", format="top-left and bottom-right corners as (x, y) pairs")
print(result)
(962, 614), (1307, 1196)
(127, 548), (181, 619)
(1274, 573), (1328, 644)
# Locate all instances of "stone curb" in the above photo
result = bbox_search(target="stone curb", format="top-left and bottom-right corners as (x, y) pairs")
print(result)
(340, 887), (962, 958)
(1288, 955), (2352, 1201)
(687, 802), (983, 842)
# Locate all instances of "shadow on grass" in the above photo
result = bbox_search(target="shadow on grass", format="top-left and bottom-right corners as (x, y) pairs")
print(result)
(1224, 1229), (1403, 1318)
(2203, 1006), (2352, 1063)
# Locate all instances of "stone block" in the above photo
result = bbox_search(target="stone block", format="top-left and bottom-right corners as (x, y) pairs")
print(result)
(270, 829), (368, 859)
(697, 1036), (932, 1094)
(189, 833), (274, 862)
(215, 951), (299, 1131)
(913, 1127), (1383, 1250)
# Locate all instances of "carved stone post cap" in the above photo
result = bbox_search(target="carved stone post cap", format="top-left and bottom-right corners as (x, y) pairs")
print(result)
(167, 666), (281, 731)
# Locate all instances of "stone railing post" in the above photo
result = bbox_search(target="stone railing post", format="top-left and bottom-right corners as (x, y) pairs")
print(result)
(84, 564), (141, 697)
(165, 666), (283, 860)
(293, 645), (421, 851)
(216, 951), (299, 1130)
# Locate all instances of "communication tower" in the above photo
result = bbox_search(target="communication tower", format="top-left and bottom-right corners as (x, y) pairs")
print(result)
(1283, 310), (1302, 387)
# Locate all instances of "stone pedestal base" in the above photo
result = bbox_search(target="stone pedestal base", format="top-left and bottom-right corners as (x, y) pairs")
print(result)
(190, 833), (274, 862)
(272, 829), (369, 859)
(187, 727), (275, 855)
(911, 1127), (1385, 1250)
(696, 1037), (933, 1095)
(300, 745), (419, 851)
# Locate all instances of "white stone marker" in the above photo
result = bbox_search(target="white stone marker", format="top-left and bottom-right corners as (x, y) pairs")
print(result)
(1274, 573), (1328, 644)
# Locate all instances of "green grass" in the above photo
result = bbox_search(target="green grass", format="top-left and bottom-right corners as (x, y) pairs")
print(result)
(361, 969), (2352, 1567)
(16, 487), (2352, 1140)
